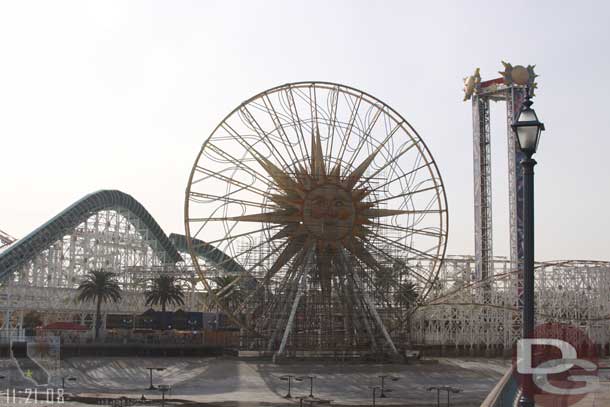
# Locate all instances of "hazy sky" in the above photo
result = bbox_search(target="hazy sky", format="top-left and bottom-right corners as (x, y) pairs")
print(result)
(1, 1), (609, 261)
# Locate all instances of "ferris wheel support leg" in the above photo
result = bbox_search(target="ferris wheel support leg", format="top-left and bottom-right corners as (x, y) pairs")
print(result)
(266, 280), (299, 351)
(275, 289), (303, 360)
(355, 292), (378, 352)
(339, 251), (398, 356)
(274, 256), (311, 360)
(340, 256), (378, 351)
(359, 283), (399, 357)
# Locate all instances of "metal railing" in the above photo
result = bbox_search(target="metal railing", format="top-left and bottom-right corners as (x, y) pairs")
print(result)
(480, 366), (520, 407)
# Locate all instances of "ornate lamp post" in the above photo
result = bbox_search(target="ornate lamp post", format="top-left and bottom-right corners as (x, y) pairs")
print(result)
(427, 386), (462, 407)
(372, 386), (392, 407)
(378, 375), (399, 397)
(297, 375), (316, 398)
(280, 375), (302, 398)
(512, 89), (545, 407)
(158, 384), (171, 407)
(146, 367), (166, 390)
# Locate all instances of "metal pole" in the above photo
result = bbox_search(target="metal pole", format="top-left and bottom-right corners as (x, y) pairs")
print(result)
(436, 388), (440, 407)
(309, 376), (314, 397)
(380, 376), (386, 398)
(518, 157), (536, 407)
(372, 387), (376, 407)
(148, 369), (154, 390)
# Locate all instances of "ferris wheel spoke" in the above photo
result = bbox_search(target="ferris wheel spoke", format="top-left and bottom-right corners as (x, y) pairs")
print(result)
(237, 239), (291, 280)
(309, 85), (319, 132)
(234, 248), (305, 316)
(336, 93), (364, 164)
(189, 192), (271, 210)
(369, 183), (441, 205)
(375, 222), (445, 239)
(239, 106), (294, 171)
(367, 160), (432, 193)
(324, 86), (340, 165)
(219, 121), (284, 169)
(192, 166), (270, 198)
(344, 106), (384, 169)
(258, 95), (302, 165)
(358, 239), (431, 285)
(204, 142), (274, 186)
(350, 258), (396, 308)
(282, 87), (310, 164)
(356, 137), (421, 190)
(265, 236), (309, 279)
(209, 242), (288, 314)
(195, 225), (282, 247)
(366, 229), (441, 262)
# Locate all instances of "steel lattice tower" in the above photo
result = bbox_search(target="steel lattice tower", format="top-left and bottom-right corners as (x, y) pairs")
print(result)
(466, 63), (537, 312)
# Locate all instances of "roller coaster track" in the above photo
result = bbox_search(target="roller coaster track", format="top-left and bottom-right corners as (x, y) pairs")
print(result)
(0, 190), (182, 282)
(0, 228), (16, 249)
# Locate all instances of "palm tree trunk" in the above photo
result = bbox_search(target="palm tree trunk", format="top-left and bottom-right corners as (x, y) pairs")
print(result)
(95, 297), (102, 341)
(161, 302), (166, 330)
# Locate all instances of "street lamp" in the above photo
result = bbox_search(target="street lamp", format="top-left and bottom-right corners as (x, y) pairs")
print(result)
(157, 384), (171, 407)
(279, 375), (302, 398)
(372, 386), (392, 407)
(511, 89), (545, 407)
(297, 375), (316, 398)
(378, 375), (399, 397)
(512, 92), (545, 158)
(146, 367), (165, 390)
(427, 386), (461, 407)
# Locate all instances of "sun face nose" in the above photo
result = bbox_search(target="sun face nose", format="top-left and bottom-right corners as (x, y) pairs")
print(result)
(326, 205), (338, 218)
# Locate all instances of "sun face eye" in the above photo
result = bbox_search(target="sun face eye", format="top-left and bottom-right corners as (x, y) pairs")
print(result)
(335, 200), (345, 207)
(312, 198), (326, 207)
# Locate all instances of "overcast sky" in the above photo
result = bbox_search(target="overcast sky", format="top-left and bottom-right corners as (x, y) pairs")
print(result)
(1, 0), (608, 261)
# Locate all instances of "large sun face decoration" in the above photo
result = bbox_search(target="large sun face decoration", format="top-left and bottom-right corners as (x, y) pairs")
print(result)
(226, 130), (406, 297)
(499, 61), (538, 94)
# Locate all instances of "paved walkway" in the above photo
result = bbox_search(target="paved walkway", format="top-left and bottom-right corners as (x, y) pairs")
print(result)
(566, 366), (610, 407)
(48, 357), (508, 406)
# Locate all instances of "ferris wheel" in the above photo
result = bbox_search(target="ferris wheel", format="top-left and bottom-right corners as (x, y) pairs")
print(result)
(185, 82), (448, 356)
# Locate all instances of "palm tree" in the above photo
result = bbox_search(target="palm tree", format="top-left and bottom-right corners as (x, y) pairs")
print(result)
(23, 311), (43, 335)
(145, 275), (185, 313)
(394, 281), (419, 308)
(77, 269), (122, 340)
(394, 281), (419, 345)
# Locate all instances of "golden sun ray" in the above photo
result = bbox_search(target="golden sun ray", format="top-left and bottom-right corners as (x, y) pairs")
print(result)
(343, 144), (384, 189)
(253, 154), (303, 197)
(311, 127), (327, 180)
(240, 130), (407, 299)
(265, 236), (310, 279)
(231, 211), (301, 224)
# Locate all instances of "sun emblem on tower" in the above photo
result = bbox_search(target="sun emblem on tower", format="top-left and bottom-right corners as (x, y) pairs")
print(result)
(226, 129), (408, 296)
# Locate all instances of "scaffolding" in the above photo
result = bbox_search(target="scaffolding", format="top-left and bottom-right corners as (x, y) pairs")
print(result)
(411, 257), (610, 353)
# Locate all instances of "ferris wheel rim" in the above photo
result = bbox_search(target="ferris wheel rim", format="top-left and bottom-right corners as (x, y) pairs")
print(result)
(184, 81), (449, 329)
